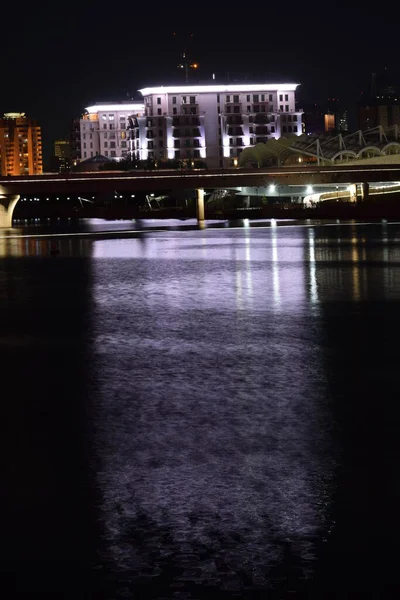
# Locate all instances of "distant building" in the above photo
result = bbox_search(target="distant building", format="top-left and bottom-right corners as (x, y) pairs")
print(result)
(324, 113), (335, 132)
(69, 117), (81, 166)
(357, 70), (400, 129)
(0, 112), (42, 175)
(80, 84), (303, 169)
(51, 139), (71, 173)
(358, 102), (400, 129)
(304, 99), (348, 135)
(338, 110), (349, 132)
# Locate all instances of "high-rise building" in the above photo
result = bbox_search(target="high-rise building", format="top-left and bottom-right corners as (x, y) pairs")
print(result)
(0, 113), (42, 175)
(51, 139), (71, 173)
(304, 99), (348, 135)
(357, 70), (400, 130)
(138, 84), (302, 168)
(69, 117), (82, 165)
(338, 110), (349, 132)
(80, 84), (303, 169)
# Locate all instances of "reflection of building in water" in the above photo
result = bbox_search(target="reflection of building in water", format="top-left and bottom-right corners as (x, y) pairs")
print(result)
(305, 223), (400, 304)
(308, 228), (318, 305)
(271, 225), (280, 308)
(351, 241), (360, 302)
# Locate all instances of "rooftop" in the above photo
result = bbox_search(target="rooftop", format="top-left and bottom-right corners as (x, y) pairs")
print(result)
(85, 102), (144, 113)
(138, 84), (300, 96)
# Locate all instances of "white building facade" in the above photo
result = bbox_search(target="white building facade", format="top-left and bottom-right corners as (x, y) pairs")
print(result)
(80, 102), (144, 161)
(80, 84), (303, 168)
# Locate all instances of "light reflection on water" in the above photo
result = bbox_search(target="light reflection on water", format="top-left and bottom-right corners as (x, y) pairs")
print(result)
(2, 219), (400, 596)
(88, 223), (336, 592)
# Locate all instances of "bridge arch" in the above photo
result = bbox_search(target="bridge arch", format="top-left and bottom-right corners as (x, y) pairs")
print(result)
(382, 142), (400, 155)
(331, 150), (358, 162)
(357, 146), (382, 158)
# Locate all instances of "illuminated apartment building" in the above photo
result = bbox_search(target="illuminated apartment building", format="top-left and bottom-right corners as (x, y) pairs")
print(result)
(80, 84), (303, 168)
(0, 113), (42, 175)
(138, 84), (303, 167)
(80, 102), (145, 161)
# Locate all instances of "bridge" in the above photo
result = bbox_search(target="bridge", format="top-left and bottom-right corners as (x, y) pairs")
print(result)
(1, 163), (400, 227)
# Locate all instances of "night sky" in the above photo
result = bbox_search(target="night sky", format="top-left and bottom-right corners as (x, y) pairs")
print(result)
(1, 2), (399, 163)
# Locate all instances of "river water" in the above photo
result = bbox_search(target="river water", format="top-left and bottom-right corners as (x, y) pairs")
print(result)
(0, 218), (399, 599)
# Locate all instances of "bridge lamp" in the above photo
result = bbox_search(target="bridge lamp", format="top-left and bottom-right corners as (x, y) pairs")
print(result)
(67, 197), (70, 200)
(306, 185), (313, 194)
(269, 184), (276, 193)
(131, 194), (135, 198)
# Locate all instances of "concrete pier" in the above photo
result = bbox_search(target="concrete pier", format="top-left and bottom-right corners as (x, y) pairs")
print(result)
(0, 194), (20, 228)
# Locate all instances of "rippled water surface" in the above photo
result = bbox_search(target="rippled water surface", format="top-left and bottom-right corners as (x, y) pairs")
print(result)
(1, 219), (400, 599)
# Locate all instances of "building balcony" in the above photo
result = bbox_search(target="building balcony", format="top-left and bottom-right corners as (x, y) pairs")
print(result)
(174, 141), (201, 149)
(254, 114), (270, 124)
(173, 128), (202, 138)
(180, 107), (199, 116)
(172, 117), (201, 127)
(226, 116), (243, 125)
(255, 126), (269, 135)
(225, 103), (242, 111)
(227, 127), (244, 136)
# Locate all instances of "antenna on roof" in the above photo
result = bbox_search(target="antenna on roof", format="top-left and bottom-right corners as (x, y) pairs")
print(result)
(174, 31), (199, 83)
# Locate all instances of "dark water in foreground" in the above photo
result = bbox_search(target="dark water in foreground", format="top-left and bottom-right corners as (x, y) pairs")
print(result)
(1, 218), (400, 599)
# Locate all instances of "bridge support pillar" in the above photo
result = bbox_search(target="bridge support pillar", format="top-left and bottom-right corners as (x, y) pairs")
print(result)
(196, 188), (205, 225)
(0, 194), (20, 228)
(360, 182), (369, 202)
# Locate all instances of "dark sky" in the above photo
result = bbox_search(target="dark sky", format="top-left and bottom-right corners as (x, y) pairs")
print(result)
(1, 2), (399, 162)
